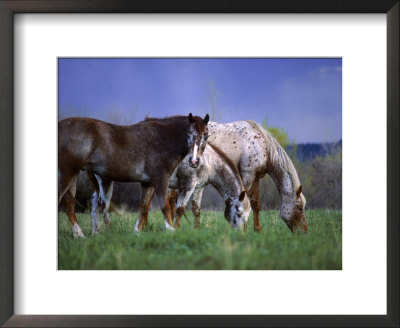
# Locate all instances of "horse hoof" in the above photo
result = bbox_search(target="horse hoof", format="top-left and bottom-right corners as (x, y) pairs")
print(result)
(254, 226), (262, 232)
(74, 232), (86, 239)
(165, 221), (175, 231)
(73, 224), (86, 238)
(92, 225), (100, 236)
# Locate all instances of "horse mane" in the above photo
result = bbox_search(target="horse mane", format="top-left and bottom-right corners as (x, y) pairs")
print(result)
(208, 142), (244, 190)
(247, 120), (301, 188)
(142, 114), (208, 138)
(143, 115), (185, 123)
(136, 115), (192, 135)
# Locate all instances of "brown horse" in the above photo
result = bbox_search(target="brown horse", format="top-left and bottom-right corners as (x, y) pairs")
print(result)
(58, 113), (209, 237)
(88, 142), (252, 232)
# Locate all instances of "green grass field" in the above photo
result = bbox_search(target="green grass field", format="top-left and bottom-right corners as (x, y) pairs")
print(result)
(58, 210), (341, 270)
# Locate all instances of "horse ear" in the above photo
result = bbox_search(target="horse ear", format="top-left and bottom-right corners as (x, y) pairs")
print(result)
(188, 113), (194, 124)
(296, 185), (302, 198)
(239, 190), (246, 202)
(203, 114), (209, 125)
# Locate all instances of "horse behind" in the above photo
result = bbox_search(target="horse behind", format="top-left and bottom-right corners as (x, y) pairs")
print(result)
(58, 113), (209, 237)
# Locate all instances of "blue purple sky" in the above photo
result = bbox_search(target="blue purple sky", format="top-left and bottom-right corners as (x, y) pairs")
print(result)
(58, 58), (341, 143)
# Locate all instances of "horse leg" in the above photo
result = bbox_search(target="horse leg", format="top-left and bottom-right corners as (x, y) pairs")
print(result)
(86, 171), (101, 235)
(168, 189), (177, 219)
(89, 191), (101, 235)
(173, 186), (195, 228)
(58, 167), (86, 237)
(58, 167), (78, 205)
(248, 179), (262, 232)
(191, 188), (204, 229)
(69, 175), (78, 198)
(154, 177), (175, 231)
(135, 184), (155, 232)
(67, 175), (85, 227)
(102, 181), (114, 230)
(93, 174), (114, 231)
(61, 189), (86, 238)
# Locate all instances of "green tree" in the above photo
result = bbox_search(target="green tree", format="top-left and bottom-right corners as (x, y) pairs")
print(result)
(262, 118), (290, 148)
(262, 117), (298, 161)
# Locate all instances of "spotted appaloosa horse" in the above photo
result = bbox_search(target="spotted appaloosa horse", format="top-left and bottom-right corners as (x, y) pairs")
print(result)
(89, 142), (251, 232)
(188, 120), (308, 233)
(165, 142), (251, 229)
(58, 113), (209, 237)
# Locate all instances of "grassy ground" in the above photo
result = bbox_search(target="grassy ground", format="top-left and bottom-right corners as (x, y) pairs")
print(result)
(58, 210), (341, 270)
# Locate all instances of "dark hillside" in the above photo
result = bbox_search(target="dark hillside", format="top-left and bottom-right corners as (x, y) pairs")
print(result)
(286, 140), (342, 162)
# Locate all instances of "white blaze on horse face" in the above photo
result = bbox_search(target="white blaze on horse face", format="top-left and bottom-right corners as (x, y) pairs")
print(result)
(191, 144), (199, 164)
(187, 126), (195, 146)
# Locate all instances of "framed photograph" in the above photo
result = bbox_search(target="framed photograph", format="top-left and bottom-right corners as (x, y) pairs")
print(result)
(1, 1), (398, 327)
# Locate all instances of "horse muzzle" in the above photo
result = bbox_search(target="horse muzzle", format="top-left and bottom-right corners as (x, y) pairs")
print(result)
(230, 218), (246, 230)
(189, 157), (200, 168)
(287, 221), (308, 234)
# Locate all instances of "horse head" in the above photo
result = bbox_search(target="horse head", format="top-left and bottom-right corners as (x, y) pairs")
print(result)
(224, 191), (251, 229)
(187, 113), (209, 168)
(280, 185), (308, 233)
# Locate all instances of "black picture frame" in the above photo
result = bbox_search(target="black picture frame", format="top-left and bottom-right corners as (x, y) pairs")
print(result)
(0, 1), (398, 327)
